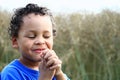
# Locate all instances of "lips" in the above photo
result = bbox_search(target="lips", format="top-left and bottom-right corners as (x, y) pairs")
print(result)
(32, 48), (45, 54)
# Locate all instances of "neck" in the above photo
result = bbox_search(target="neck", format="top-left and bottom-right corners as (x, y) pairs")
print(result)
(19, 57), (40, 71)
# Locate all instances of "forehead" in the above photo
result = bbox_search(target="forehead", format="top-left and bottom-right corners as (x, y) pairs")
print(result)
(20, 13), (53, 31)
(23, 13), (52, 25)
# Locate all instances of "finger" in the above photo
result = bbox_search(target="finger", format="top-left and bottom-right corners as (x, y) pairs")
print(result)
(41, 49), (48, 57)
(49, 63), (61, 70)
(47, 59), (62, 68)
(44, 52), (52, 60)
(39, 59), (44, 70)
(47, 55), (58, 60)
(46, 58), (56, 67)
(46, 54), (59, 66)
(44, 50), (57, 60)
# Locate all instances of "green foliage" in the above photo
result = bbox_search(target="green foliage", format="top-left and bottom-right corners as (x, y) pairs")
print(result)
(0, 10), (20, 70)
(0, 9), (120, 80)
(54, 10), (120, 80)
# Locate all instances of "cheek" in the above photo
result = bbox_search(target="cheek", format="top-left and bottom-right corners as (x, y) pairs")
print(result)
(25, 41), (34, 48)
(46, 39), (53, 50)
(19, 39), (33, 50)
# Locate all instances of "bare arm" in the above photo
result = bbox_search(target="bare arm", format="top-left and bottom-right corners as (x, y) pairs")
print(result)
(55, 70), (66, 80)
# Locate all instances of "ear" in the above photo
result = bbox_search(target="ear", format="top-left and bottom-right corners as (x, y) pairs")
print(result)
(12, 37), (19, 48)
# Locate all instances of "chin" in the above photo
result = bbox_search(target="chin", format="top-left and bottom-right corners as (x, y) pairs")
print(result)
(36, 58), (42, 62)
(31, 58), (41, 62)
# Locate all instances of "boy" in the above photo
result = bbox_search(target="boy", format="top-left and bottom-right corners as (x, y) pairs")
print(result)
(1, 3), (70, 80)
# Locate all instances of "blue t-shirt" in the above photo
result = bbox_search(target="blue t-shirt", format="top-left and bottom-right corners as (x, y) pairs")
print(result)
(0, 73), (1, 80)
(1, 59), (65, 80)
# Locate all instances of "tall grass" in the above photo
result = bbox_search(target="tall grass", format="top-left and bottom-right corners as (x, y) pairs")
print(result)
(54, 10), (120, 80)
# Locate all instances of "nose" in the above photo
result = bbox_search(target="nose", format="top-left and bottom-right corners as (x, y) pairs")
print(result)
(34, 36), (45, 45)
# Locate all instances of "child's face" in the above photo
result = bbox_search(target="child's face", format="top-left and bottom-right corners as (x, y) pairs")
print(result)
(12, 13), (53, 62)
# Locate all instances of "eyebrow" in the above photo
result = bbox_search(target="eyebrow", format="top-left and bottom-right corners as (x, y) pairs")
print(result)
(27, 30), (51, 34)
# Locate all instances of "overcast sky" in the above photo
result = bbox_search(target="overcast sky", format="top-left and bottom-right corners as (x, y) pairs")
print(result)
(0, 0), (120, 14)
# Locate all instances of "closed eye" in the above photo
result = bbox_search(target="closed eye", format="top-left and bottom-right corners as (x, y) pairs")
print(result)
(27, 35), (36, 39)
(44, 35), (51, 39)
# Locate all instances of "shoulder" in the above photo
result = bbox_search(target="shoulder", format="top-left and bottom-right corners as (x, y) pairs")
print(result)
(1, 59), (39, 80)
(1, 65), (21, 80)
(1, 67), (20, 79)
(1, 59), (23, 80)
(1, 59), (20, 73)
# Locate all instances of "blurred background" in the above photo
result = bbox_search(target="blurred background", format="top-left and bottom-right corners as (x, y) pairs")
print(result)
(0, 0), (120, 80)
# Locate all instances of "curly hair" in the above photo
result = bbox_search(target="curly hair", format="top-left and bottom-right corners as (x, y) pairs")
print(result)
(8, 3), (56, 39)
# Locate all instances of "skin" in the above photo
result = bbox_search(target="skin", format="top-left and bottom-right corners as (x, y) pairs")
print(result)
(12, 13), (66, 80)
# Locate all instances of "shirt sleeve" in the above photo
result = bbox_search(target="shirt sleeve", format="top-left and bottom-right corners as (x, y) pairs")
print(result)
(1, 73), (20, 80)
(64, 74), (70, 80)
(1, 68), (22, 80)
(0, 73), (1, 80)
(52, 74), (70, 80)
